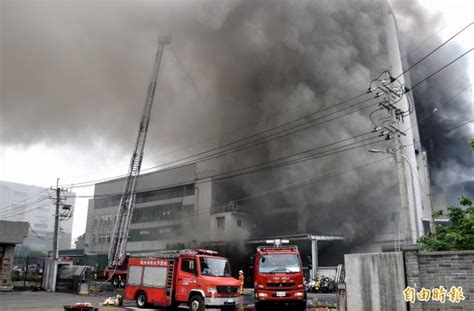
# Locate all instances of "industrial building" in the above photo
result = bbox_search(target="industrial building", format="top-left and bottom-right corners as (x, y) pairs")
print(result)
(0, 181), (76, 252)
(84, 163), (255, 256)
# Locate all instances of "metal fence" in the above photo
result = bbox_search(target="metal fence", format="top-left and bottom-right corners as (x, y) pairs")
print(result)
(12, 256), (46, 290)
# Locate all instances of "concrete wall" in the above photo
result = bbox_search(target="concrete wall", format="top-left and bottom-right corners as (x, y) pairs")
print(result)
(404, 246), (474, 310)
(0, 245), (15, 291)
(0, 220), (29, 291)
(345, 252), (407, 311)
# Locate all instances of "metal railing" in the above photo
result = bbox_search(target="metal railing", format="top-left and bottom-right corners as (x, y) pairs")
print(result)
(210, 202), (251, 215)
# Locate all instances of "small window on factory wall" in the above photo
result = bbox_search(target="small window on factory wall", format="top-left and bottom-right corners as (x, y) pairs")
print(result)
(216, 217), (225, 231)
(237, 220), (242, 227)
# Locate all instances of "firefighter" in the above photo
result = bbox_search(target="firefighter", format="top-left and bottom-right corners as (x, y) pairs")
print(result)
(238, 270), (244, 295)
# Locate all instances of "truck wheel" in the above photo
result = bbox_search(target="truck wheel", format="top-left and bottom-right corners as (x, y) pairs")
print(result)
(119, 277), (126, 288)
(295, 301), (307, 311)
(188, 295), (205, 311)
(136, 291), (149, 308)
(254, 301), (267, 311)
(112, 276), (119, 288)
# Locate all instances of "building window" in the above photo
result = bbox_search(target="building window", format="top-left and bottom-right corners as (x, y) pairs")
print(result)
(131, 203), (186, 224)
(94, 185), (195, 209)
(237, 220), (242, 227)
(216, 217), (225, 231)
(128, 226), (180, 241)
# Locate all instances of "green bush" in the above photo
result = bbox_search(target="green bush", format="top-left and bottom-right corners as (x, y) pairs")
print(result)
(417, 196), (474, 251)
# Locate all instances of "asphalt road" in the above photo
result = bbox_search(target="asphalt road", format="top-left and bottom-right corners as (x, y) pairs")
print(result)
(0, 290), (336, 311)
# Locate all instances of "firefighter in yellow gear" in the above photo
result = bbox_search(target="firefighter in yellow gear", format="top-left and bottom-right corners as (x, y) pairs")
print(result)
(238, 270), (244, 295)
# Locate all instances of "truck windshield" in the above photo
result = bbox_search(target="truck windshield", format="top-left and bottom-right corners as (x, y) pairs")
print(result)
(200, 257), (231, 277)
(259, 254), (301, 273)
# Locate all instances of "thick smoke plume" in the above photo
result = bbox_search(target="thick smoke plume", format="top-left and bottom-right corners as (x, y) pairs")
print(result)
(5, 0), (451, 250)
(392, 1), (473, 208)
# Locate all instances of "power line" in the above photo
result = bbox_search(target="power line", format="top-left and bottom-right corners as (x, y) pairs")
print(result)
(60, 21), (468, 188)
(3, 196), (51, 218)
(0, 188), (49, 212)
(402, 83), (473, 135)
(65, 93), (378, 189)
(444, 120), (473, 134)
(406, 49), (473, 92)
(87, 156), (392, 227)
(65, 137), (385, 200)
(234, 156), (391, 204)
(29, 224), (53, 241)
(66, 47), (471, 199)
(395, 22), (473, 79)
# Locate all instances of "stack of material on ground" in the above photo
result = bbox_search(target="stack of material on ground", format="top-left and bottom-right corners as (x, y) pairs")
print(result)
(100, 295), (123, 306)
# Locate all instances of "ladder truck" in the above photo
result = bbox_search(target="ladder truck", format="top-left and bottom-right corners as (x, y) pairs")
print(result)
(102, 35), (171, 288)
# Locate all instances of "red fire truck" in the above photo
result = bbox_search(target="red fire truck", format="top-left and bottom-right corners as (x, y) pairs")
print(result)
(124, 249), (242, 310)
(253, 240), (306, 311)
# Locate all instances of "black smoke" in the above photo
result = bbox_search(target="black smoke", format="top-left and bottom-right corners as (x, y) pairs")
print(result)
(4, 0), (449, 250)
(392, 1), (473, 208)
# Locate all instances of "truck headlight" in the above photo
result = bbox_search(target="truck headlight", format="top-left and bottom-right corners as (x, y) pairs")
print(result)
(207, 286), (217, 294)
(257, 293), (268, 298)
(295, 292), (304, 297)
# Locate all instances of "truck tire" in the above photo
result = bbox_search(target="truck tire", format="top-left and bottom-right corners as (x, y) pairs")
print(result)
(188, 294), (205, 311)
(119, 277), (126, 288)
(254, 301), (267, 311)
(136, 291), (149, 308)
(112, 276), (119, 288)
(294, 301), (307, 311)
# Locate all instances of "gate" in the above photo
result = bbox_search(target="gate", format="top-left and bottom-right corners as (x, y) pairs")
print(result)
(56, 265), (91, 293)
(12, 256), (45, 290)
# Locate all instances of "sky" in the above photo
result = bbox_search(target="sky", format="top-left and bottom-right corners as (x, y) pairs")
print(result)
(0, 0), (472, 247)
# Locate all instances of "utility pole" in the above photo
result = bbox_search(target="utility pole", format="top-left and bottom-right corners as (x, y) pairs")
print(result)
(53, 178), (60, 261)
(391, 103), (411, 245)
(369, 70), (412, 247)
(50, 178), (71, 292)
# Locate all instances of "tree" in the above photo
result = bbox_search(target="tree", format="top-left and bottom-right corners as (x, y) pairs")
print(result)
(418, 196), (474, 251)
(15, 245), (47, 258)
(470, 139), (474, 150)
(75, 233), (85, 250)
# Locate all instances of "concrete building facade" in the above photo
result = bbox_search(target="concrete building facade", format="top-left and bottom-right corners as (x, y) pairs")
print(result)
(84, 163), (254, 256)
(0, 181), (76, 252)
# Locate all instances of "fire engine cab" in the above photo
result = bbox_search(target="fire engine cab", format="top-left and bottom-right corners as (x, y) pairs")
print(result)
(253, 240), (306, 311)
(124, 249), (242, 310)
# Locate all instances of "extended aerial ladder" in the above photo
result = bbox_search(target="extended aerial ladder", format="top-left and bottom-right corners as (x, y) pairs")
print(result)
(108, 35), (171, 267)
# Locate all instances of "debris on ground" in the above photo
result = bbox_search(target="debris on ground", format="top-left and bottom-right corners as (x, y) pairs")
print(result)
(63, 302), (99, 311)
(100, 294), (123, 307)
